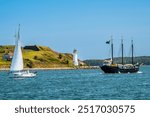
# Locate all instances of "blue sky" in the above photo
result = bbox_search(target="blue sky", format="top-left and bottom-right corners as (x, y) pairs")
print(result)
(0, 0), (150, 59)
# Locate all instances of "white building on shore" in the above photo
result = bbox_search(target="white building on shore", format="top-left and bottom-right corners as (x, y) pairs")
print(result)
(73, 49), (78, 66)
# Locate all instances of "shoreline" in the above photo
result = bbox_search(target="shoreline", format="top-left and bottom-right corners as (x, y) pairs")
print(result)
(0, 66), (100, 71)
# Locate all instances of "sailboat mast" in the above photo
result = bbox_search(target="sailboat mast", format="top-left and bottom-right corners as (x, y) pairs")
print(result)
(121, 38), (124, 65)
(15, 24), (20, 46)
(18, 24), (20, 40)
(131, 40), (134, 65)
(111, 37), (114, 64)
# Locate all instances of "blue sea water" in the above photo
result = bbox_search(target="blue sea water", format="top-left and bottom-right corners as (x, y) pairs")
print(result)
(0, 66), (150, 100)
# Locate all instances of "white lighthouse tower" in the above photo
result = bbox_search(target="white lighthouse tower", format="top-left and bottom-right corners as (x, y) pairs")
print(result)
(73, 49), (78, 66)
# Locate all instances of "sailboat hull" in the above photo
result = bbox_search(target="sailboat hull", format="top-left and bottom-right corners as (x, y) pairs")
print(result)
(10, 71), (36, 78)
(101, 65), (119, 73)
(101, 65), (139, 73)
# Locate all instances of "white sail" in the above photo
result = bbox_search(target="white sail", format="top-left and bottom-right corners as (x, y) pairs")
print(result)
(10, 25), (23, 71)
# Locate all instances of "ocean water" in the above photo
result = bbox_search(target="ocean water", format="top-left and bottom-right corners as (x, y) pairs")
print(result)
(0, 66), (150, 100)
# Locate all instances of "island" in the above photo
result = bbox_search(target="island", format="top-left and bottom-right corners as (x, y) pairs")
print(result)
(0, 45), (86, 70)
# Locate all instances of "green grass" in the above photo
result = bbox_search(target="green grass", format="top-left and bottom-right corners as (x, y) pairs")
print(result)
(0, 45), (74, 68)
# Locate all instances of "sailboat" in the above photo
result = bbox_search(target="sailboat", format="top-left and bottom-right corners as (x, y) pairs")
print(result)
(100, 37), (140, 73)
(10, 25), (36, 78)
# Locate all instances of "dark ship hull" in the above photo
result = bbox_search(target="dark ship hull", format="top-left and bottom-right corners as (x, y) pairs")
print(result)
(101, 65), (139, 73)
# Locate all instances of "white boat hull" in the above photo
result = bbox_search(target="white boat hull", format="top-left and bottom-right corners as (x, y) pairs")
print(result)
(11, 71), (36, 78)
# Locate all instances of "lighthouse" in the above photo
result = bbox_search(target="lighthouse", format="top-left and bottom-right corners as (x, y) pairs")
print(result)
(73, 49), (78, 66)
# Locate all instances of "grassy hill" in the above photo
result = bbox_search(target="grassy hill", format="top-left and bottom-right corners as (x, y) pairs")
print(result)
(0, 45), (75, 69)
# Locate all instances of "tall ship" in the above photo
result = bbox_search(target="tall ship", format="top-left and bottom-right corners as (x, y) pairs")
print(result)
(100, 37), (140, 73)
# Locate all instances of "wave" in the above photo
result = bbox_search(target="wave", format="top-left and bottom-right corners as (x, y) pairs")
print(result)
(137, 71), (143, 74)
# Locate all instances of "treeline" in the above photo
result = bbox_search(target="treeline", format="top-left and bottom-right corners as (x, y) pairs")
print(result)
(84, 56), (150, 66)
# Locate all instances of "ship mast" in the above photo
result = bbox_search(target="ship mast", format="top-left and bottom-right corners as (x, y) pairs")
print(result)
(121, 37), (124, 65)
(111, 36), (114, 64)
(131, 40), (134, 65)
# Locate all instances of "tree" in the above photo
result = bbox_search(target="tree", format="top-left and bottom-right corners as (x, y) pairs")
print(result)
(58, 54), (63, 59)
